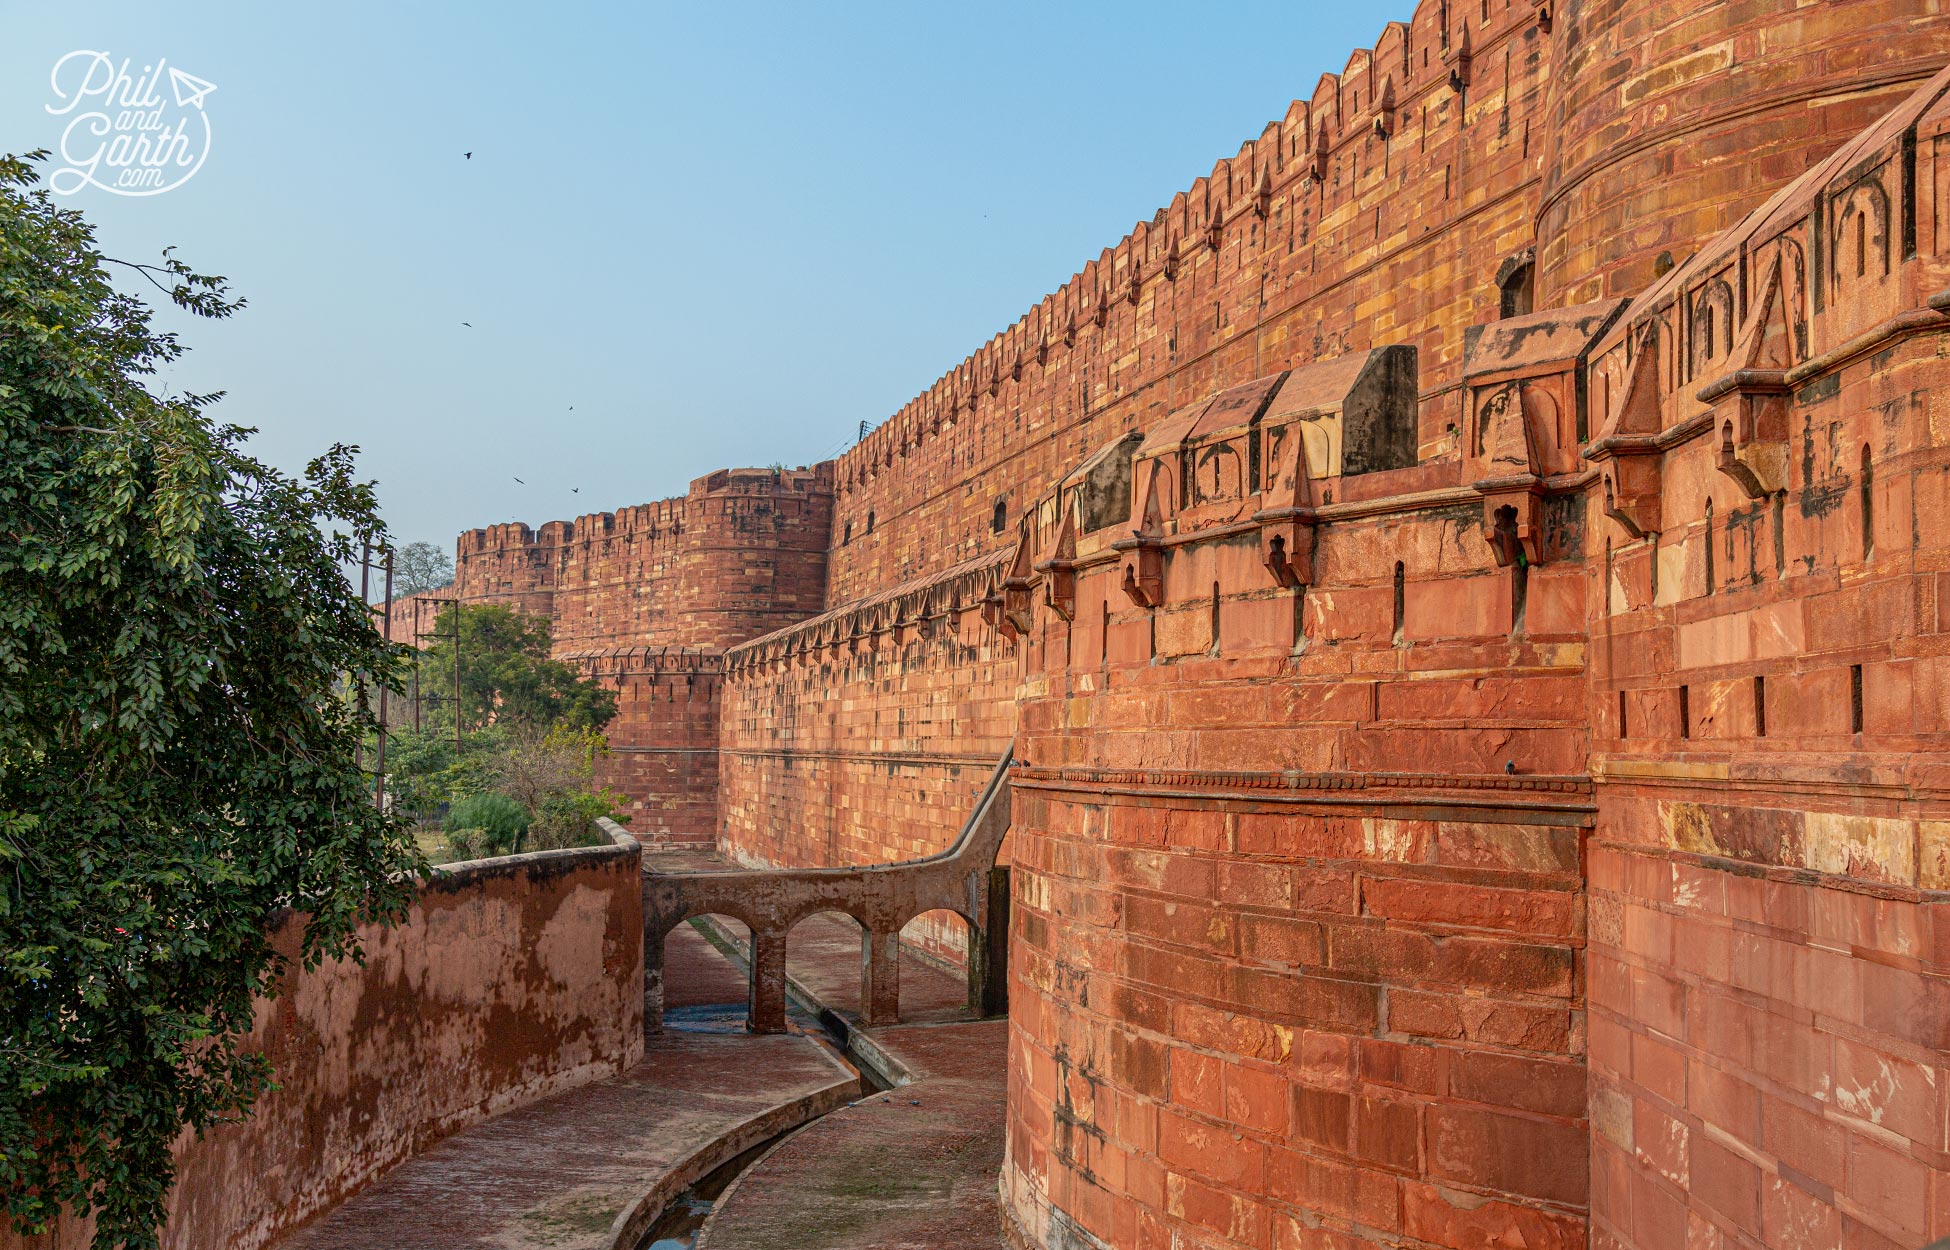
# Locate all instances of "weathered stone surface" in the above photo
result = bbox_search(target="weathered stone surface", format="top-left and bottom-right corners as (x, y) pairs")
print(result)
(5, 836), (646, 1250)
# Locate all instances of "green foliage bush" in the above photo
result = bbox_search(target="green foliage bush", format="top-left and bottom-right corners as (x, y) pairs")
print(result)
(529, 789), (628, 851)
(444, 792), (531, 857)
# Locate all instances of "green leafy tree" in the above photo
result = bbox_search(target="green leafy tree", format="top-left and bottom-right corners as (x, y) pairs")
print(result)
(0, 152), (424, 1248)
(419, 603), (617, 732)
(390, 540), (452, 596)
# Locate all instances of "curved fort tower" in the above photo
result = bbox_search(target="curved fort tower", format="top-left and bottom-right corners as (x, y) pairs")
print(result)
(449, 3), (1950, 1247)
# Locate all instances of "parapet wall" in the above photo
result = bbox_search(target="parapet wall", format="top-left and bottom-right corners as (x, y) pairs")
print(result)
(2, 836), (645, 1250)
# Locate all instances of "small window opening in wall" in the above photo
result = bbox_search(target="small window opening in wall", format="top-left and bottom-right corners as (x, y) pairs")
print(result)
(1702, 304), (1716, 359)
(1209, 582), (1222, 654)
(992, 498), (1008, 535)
(1754, 675), (1767, 737)
(1618, 689), (1629, 739)
(1392, 561), (1406, 645)
(1498, 258), (1535, 319)
(1511, 557), (1529, 637)
(1859, 445), (1874, 559)
(1291, 586), (1306, 652)
(1850, 664), (1864, 733)
(866, 511), (875, 535)
(1100, 599), (1110, 665)
(1856, 213), (1868, 278)
(842, 520), (853, 547)
(1679, 685), (1691, 739)
(1703, 499), (1716, 594)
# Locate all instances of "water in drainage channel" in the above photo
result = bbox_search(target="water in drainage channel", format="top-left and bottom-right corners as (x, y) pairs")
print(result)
(633, 1008), (895, 1249)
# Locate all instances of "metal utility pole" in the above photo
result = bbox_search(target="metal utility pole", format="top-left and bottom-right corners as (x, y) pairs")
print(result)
(374, 547), (393, 811)
(356, 542), (371, 774)
(410, 596), (423, 733)
(417, 597), (463, 754)
(357, 543), (395, 811)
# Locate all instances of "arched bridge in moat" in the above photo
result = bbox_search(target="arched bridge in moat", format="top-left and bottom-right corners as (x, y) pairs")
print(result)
(625, 744), (1014, 1033)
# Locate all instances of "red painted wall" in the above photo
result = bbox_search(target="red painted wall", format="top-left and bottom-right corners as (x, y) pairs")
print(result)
(4, 836), (644, 1250)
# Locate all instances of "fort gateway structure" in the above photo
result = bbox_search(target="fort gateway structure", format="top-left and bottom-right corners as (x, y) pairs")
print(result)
(423, 3), (1950, 1248)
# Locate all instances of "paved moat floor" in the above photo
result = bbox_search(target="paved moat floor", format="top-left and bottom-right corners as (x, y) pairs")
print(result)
(697, 1020), (1008, 1250)
(271, 867), (1009, 1250)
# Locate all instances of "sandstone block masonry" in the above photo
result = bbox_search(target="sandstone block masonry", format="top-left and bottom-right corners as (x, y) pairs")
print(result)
(440, 4), (1950, 1249)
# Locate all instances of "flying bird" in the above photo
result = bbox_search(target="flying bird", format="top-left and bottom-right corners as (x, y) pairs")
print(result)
(572, 487), (580, 494)
(461, 321), (472, 327)
(464, 151), (473, 159)
(513, 477), (525, 484)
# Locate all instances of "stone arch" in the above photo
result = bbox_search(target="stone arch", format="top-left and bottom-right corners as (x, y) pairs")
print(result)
(1495, 247), (1535, 318)
(1690, 277), (1735, 376)
(656, 913), (754, 1032)
(1830, 179), (1890, 286)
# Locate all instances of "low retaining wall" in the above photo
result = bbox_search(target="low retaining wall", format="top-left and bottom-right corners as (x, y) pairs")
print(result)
(6, 831), (644, 1250)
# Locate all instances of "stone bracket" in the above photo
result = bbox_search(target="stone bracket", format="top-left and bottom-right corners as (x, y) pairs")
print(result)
(1474, 475), (1547, 567)
(1698, 369), (1791, 499)
(1252, 506), (1318, 588)
(1111, 534), (1164, 607)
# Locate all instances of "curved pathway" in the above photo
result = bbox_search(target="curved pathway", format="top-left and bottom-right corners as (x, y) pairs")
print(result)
(273, 924), (855, 1250)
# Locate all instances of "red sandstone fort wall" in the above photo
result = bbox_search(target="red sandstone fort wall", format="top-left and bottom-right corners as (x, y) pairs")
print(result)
(984, 52), (1950, 1250)
(454, 466), (833, 652)
(1535, 0), (1947, 307)
(1573, 81), (1950, 1248)
(822, 0), (1554, 609)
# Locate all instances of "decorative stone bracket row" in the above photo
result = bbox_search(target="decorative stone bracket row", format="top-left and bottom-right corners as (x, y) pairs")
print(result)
(629, 743), (1015, 1034)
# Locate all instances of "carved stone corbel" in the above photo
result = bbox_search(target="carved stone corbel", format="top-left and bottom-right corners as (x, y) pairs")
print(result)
(1697, 255), (1796, 499)
(1114, 540), (1163, 608)
(1480, 488), (1546, 567)
(1253, 507), (1318, 588)
(1032, 506), (1078, 623)
(1000, 523), (1037, 635)
(1112, 463), (1169, 608)
(1701, 370), (1791, 499)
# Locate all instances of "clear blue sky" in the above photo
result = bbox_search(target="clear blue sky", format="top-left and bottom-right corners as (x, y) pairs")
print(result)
(0, 1), (1410, 551)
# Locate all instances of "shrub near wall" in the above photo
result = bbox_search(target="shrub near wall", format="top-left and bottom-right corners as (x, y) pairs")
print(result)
(5, 832), (644, 1250)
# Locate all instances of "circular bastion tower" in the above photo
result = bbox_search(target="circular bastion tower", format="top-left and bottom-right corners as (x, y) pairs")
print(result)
(1534, 0), (1950, 307)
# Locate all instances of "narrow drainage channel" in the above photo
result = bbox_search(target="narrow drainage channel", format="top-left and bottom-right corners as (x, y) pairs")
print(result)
(629, 1031), (894, 1249)
(635, 978), (897, 1248)
(632, 1134), (778, 1250)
